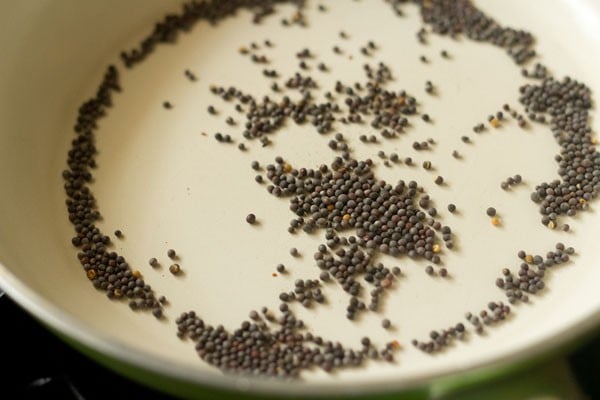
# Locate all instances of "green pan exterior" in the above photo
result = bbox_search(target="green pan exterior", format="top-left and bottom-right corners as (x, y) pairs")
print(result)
(51, 323), (598, 400)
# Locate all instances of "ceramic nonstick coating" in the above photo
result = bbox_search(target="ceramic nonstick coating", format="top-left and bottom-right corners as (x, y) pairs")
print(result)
(0, 0), (599, 397)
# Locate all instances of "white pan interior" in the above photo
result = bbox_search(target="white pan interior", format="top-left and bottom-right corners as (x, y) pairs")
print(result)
(1, 0), (600, 397)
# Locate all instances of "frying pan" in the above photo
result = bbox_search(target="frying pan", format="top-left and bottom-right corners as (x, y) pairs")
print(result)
(1, 0), (600, 398)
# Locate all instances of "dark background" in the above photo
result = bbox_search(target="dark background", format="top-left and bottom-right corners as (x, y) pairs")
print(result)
(2, 292), (598, 399)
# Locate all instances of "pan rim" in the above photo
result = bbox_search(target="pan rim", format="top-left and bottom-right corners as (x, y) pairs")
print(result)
(2, 0), (600, 395)
(1, 261), (599, 397)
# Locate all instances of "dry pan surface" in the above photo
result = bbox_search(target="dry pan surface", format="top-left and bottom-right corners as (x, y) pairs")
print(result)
(2, 0), (600, 393)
